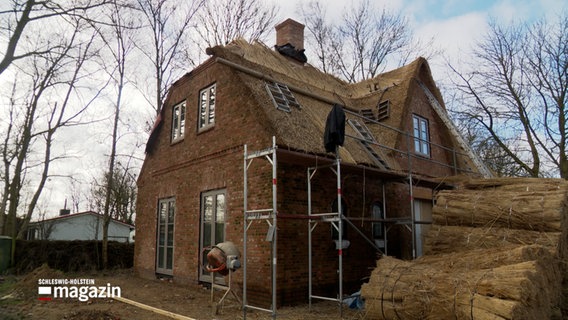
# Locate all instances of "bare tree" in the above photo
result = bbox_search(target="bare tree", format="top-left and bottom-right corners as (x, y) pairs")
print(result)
(298, 0), (417, 83)
(194, 0), (278, 49)
(134, 0), (204, 116)
(0, 0), (109, 75)
(90, 164), (137, 224)
(0, 13), (107, 257)
(94, 0), (136, 268)
(449, 13), (568, 178)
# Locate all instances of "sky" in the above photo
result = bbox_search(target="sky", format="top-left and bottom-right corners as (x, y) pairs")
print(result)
(3, 0), (566, 220)
(270, 0), (567, 81)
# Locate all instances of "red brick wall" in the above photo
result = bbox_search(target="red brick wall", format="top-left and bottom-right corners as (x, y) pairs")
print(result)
(275, 162), (385, 304)
(135, 61), (275, 294)
(395, 80), (457, 177)
(135, 59), (441, 306)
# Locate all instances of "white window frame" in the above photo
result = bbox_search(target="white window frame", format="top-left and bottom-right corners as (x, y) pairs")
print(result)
(171, 101), (186, 142)
(156, 197), (175, 275)
(199, 189), (226, 284)
(412, 114), (430, 156)
(198, 84), (216, 131)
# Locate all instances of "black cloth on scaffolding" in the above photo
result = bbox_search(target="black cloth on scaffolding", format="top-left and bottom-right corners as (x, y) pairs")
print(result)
(324, 103), (346, 153)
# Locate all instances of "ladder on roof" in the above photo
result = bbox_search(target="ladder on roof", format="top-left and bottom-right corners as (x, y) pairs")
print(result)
(347, 119), (390, 169)
(417, 80), (492, 178)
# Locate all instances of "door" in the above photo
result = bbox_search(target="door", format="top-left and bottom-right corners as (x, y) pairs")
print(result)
(156, 198), (175, 275)
(413, 199), (432, 257)
(199, 190), (226, 283)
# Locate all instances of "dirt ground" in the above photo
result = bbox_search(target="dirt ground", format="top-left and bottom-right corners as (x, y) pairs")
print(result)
(0, 267), (363, 320)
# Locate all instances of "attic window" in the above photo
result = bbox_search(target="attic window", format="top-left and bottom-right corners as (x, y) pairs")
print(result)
(265, 82), (301, 112)
(171, 101), (186, 142)
(198, 84), (216, 130)
(377, 100), (390, 121)
(359, 109), (375, 123)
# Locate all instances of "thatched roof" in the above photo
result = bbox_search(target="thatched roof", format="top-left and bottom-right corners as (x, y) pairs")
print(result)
(147, 37), (470, 176)
(205, 39), (447, 171)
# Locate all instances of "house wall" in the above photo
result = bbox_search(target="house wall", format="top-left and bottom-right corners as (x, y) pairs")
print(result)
(135, 61), (276, 302)
(135, 57), (446, 306)
(396, 79), (457, 177)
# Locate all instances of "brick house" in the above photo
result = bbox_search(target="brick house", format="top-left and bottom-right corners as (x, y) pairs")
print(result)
(134, 19), (489, 308)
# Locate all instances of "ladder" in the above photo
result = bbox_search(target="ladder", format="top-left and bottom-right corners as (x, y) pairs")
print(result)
(347, 119), (390, 169)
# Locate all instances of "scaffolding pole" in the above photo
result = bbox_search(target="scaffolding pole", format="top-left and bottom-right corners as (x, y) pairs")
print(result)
(308, 149), (344, 317)
(243, 136), (277, 319)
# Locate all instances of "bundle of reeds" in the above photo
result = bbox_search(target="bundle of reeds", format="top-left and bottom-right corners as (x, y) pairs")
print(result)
(424, 225), (561, 255)
(361, 245), (562, 320)
(362, 178), (568, 319)
(427, 178), (568, 260)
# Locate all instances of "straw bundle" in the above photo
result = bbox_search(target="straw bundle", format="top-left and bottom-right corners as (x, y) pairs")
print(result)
(427, 178), (568, 260)
(361, 246), (561, 320)
(433, 189), (566, 232)
(424, 225), (561, 255)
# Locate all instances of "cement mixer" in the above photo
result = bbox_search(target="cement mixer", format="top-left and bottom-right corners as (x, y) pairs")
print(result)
(205, 241), (241, 276)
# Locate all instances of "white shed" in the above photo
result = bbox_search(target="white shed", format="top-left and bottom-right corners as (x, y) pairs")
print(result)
(27, 211), (134, 243)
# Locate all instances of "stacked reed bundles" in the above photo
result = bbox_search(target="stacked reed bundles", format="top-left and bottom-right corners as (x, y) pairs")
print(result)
(457, 178), (568, 192)
(361, 245), (561, 320)
(424, 225), (561, 255)
(432, 189), (567, 232)
(428, 178), (568, 262)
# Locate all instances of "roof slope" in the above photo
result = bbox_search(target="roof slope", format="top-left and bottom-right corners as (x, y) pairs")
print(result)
(205, 39), (447, 171)
(147, 37), (482, 177)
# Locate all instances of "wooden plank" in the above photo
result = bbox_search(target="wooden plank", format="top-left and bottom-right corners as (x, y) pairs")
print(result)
(112, 295), (197, 320)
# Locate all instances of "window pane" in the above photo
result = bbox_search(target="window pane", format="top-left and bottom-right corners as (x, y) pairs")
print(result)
(158, 247), (164, 268)
(180, 103), (186, 136)
(158, 224), (165, 246)
(200, 91), (207, 127)
(172, 106), (179, 139)
(204, 195), (213, 222)
(215, 223), (224, 244)
(167, 225), (174, 246)
(159, 202), (167, 223)
(203, 223), (212, 247)
(208, 86), (216, 124)
(216, 194), (225, 223)
(168, 202), (175, 222)
(166, 247), (173, 269)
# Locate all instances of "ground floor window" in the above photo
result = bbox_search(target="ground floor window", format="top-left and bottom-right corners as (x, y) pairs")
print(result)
(199, 189), (226, 283)
(156, 197), (175, 275)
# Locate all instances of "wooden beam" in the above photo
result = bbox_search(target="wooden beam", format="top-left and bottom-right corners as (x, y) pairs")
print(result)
(112, 295), (197, 320)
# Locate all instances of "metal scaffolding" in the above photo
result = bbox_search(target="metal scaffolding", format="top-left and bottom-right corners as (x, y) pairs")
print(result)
(307, 151), (345, 316)
(242, 136), (278, 319)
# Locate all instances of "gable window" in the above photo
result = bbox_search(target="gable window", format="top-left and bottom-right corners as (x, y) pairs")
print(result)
(265, 81), (301, 112)
(171, 101), (186, 142)
(156, 197), (175, 275)
(412, 114), (430, 156)
(199, 84), (216, 130)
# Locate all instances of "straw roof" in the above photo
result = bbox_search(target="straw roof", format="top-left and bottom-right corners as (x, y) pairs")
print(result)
(148, 37), (467, 175)
(204, 39), (454, 172)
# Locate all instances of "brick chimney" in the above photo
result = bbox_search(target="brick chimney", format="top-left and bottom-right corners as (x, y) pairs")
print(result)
(275, 18), (305, 51)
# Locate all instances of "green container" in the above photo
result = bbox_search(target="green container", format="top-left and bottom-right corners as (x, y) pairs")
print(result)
(0, 236), (12, 273)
